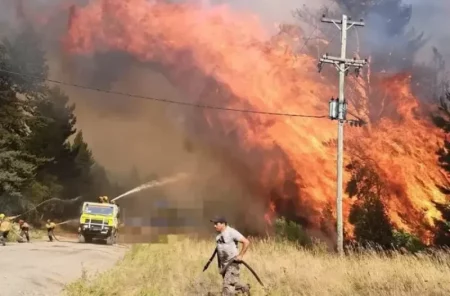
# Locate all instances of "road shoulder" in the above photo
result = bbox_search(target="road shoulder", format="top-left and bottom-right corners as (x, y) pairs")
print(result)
(0, 238), (127, 296)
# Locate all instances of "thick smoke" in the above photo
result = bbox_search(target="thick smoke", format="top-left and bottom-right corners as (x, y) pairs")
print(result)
(1, 0), (450, 237)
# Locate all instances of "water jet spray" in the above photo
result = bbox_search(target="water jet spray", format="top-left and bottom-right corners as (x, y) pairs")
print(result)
(111, 172), (190, 202)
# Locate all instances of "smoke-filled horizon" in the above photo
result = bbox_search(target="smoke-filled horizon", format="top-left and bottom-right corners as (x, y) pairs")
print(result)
(1, 0), (448, 173)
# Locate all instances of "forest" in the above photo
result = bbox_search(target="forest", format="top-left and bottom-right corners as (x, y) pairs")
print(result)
(0, 23), (125, 223)
(1, 0), (450, 253)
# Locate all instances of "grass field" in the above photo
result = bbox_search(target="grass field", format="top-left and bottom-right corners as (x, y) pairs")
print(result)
(63, 235), (450, 296)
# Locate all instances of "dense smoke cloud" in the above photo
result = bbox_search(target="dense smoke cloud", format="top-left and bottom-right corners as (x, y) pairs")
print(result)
(0, 0), (449, 236)
(406, 0), (450, 60)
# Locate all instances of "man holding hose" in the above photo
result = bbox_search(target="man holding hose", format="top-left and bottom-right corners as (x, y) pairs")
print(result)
(211, 216), (251, 296)
(46, 219), (56, 242)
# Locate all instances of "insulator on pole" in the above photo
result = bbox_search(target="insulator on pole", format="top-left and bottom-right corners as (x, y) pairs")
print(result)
(329, 97), (338, 120)
(339, 99), (347, 120)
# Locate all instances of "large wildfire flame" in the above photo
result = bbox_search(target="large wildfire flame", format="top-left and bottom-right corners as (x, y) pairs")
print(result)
(40, 0), (449, 242)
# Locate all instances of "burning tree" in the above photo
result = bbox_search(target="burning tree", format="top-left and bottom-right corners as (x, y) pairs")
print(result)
(1, 0), (440, 247)
(293, 0), (450, 247)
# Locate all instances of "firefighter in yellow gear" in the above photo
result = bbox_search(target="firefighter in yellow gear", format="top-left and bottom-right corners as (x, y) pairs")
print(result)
(0, 214), (12, 246)
(46, 219), (56, 242)
(98, 196), (109, 203)
(18, 220), (30, 243)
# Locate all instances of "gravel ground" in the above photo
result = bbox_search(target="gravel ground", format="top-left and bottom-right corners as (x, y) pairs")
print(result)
(0, 236), (127, 296)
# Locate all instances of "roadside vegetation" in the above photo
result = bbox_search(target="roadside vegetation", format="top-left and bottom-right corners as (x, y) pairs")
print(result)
(64, 218), (450, 296)
(5, 224), (46, 242)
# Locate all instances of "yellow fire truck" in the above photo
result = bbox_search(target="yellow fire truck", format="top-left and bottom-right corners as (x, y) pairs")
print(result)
(78, 201), (119, 245)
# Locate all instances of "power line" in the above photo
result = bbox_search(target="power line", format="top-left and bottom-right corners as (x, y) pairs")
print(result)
(0, 68), (327, 119)
(319, 14), (368, 256)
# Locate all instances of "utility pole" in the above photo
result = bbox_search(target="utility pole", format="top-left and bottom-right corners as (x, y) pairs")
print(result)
(318, 14), (368, 256)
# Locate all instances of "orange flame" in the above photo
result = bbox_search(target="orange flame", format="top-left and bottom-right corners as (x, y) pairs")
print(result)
(60, 0), (448, 242)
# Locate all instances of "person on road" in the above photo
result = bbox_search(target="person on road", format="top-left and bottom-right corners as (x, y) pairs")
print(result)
(46, 219), (56, 242)
(18, 220), (30, 243)
(210, 216), (251, 296)
(0, 214), (12, 246)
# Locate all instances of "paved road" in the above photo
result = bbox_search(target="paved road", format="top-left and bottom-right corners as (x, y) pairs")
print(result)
(0, 236), (128, 296)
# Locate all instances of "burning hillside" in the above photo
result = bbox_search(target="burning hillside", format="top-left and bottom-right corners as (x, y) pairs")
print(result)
(55, 0), (448, 242)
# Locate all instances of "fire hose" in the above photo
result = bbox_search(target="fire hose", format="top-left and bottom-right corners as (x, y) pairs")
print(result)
(13, 196), (82, 219)
(203, 248), (265, 287)
(48, 220), (74, 242)
(220, 258), (265, 287)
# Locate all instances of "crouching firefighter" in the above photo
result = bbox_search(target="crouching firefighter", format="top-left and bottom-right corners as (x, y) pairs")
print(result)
(204, 216), (258, 296)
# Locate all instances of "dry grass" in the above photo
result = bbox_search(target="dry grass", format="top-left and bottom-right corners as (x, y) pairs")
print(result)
(63, 236), (450, 296)
(6, 224), (46, 242)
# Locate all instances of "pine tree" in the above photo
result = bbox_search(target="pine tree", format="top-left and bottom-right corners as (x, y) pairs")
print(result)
(27, 86), (76, 171)
(23, 86), (78, 206)
(432, 90), (450, 247)
(68, 131), (94, 196)
(0, 37), (37, 210)
(0, 21), (120, 220)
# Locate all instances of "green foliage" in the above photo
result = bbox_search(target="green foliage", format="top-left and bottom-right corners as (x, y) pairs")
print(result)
(432, 202), (450, 247)
(433, 92), (450, 248)
(348, 193), (394, 249)
(392, 229), (426, 253)
(0, 23), (118, 221)
(274, 217), (312, 247)
(0, 40), (39, 200)
(346, 160), (395, 249)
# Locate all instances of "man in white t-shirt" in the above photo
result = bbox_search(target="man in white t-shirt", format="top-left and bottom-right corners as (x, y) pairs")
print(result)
(210, 216), (251, 295)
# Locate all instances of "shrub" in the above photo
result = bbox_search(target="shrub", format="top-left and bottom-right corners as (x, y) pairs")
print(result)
(274, 217), (312, 247)
(392, 229), (426, 253)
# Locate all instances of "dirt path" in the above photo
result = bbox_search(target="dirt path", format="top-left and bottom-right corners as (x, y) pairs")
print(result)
(0, 236), (128, 296)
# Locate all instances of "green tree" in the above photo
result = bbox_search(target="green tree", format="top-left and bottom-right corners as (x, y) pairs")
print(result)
(22, 86), (77, 213)
(66, 131), (94, 198)
(432, 201), (450, 247)
(431, 90), (450, 247)
(27, 87), (76, 161)
(348, 193), (394, 249)
(346, 160), (395, 249)
(0, 20), (120, 222)
(0, 40), (39, 212)
(392, 229), (426, 253)
(274, 217), (312, 247)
